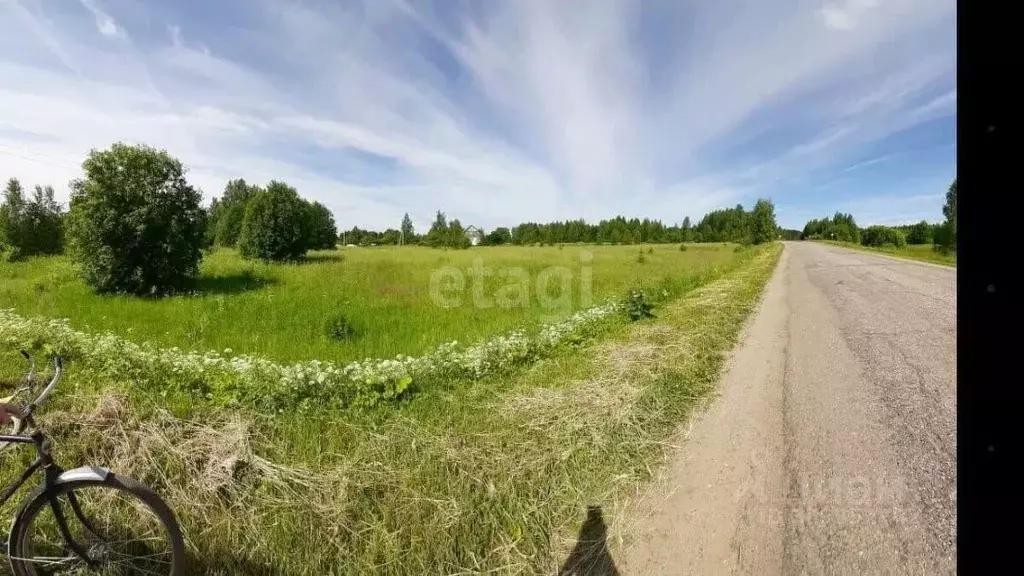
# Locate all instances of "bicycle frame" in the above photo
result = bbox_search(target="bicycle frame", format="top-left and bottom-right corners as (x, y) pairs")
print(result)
(0, 426), (101, 568)
(0, 430), (58, 508)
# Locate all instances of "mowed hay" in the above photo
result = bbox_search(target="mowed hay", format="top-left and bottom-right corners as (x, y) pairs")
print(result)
(39, 392), (348, 572)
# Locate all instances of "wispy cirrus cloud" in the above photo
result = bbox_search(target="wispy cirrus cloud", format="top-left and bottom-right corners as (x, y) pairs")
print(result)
(0, 0), (956, 230)
(77, 0), (125, 39)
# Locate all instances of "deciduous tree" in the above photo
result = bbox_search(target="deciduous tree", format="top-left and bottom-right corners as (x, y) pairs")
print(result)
(750, 198), (778, 244)
(238, 181), (310, 261)
(67, 143), (205, 294)
(305, 200), (338, 250)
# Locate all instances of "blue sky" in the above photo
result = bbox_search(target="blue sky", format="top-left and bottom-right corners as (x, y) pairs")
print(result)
(0, 0), (956, 231)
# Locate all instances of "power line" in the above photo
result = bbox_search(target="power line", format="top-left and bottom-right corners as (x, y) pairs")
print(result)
(0, 146), (81, 170)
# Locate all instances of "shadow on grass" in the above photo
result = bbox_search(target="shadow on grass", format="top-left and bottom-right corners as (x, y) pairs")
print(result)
(294, 252), (345, 265)
(558, 505), (620, 576)
(194, 271), (277, 295)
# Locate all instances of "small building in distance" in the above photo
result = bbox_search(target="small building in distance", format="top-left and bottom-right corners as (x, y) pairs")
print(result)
(464, 225), (483, 246)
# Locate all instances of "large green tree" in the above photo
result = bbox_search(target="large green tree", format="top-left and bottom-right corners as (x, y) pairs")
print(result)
(23, 185), (64, 256)
(424, 211), (449, 248)
(750, 198), (779, 244)
(0, 178), (28, 260)
(211, 178), (260, 247)
(422, 211), (471, 249)
(67, 143), (205, 294)
(380, 228), (402, 245)
(305, 201), (338, 250)
(237, 181), (310, 261)
(483, 226), (512, 245)
(905, 220), (935, 245)
(400, 213), (415, 245)
(447, 218), (471, 249)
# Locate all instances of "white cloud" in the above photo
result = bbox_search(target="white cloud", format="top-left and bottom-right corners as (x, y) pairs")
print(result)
(837, 193), (947, 226)
(0, 0), (956, 231)
(842, 152), (900, 173)
(820, 0), (880, 30)
(78, 0), (126, 39)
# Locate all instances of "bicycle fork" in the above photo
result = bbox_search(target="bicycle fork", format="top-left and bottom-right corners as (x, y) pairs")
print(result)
(42, 459), (102, 569)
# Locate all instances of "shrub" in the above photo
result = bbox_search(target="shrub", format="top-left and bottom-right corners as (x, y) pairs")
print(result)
(679, 244), (687, 251)
(67, 143), (205, 294)
(237, 181), (309, 261)
(801, 213), (860, 243)
(325, 314), (356, 341)
(624, 289), (654, 321)
(861, 225), (907, 248)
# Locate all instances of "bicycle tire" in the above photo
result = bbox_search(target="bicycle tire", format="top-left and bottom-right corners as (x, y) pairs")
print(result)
(7, 473), (185, 576)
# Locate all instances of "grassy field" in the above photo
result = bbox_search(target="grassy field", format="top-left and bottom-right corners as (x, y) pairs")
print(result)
(1, 244), (739, 364)
(0, 242), (780, 574)
(821, 240), (956, 267)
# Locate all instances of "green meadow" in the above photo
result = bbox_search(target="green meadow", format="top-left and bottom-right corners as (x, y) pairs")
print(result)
(1, 243), (739, 363)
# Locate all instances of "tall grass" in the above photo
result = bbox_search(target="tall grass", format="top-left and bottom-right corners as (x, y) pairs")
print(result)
(0, 244), (738, 363)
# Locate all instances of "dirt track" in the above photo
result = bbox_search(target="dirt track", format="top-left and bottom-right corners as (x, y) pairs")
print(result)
(614, 241), (956, 575)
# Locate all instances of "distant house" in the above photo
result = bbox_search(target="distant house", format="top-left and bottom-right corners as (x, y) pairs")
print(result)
(464, 225), (483, 246)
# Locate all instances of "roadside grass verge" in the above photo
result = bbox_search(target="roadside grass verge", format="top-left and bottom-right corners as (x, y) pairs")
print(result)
(819, 240), (956, 267)
(0, 243), (780, 575)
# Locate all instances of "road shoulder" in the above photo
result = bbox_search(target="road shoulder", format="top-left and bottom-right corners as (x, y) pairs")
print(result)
(814, 241), (956, 270)
(611, 247), (791, 575)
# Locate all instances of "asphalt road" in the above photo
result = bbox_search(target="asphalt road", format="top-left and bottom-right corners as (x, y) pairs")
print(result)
(615, 241), (956, 575)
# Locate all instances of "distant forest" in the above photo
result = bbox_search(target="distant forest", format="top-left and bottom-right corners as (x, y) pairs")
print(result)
(342, 200), (781, 247)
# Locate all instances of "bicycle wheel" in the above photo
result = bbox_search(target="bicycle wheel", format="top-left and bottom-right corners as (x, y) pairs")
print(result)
(8, 473), (185, 575)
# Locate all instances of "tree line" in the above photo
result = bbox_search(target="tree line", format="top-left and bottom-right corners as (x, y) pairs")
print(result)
(2, 141), (784, 295)
(343, 198), (781, 248)
(206, 178), (338, 260)
(507, 199), (780, 245)
(0, 179), (64, 261)
(799, 178), (956, 253)
(338, 213), (429, 247)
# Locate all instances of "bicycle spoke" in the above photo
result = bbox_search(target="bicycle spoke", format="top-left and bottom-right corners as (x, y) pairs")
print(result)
(18, 484), (177, 575)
